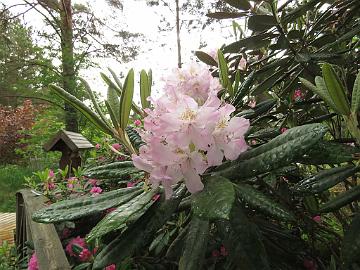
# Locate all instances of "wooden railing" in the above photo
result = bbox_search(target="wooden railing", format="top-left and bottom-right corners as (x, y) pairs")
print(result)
(16, 189), (71, 270)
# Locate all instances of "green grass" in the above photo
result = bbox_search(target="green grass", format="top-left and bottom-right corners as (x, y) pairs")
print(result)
(0, 165), (33, 212)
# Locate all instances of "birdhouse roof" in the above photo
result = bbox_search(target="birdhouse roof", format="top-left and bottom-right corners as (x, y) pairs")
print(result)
(43, 130), (94, 152)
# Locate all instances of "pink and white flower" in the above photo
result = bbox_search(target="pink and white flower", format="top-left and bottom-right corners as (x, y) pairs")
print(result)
(132, 63), (250, 198)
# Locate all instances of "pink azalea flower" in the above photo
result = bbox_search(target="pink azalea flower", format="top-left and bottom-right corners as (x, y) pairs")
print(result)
(78, 248), (92, 262)
(95, 143), (101, 150)
(280, 127), (288, 133)
(312, 215), (321, 223)
(48, 169), (55, 178)
(112, 143), (121, 151)
(134, 119), (142, 126)
(90, 186), (102, 196)
(293, 89), (305, 102)
(45, 181), (56, 191)
(127, 182), (135, 188)
(105, 264), (116, 270)
(65, 236), (86, 257)
(152, 194), (161, 202)
(28, 252), (38, 270)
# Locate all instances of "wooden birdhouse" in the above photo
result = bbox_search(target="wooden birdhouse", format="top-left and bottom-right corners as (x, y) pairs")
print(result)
(43, 130), (93, 172)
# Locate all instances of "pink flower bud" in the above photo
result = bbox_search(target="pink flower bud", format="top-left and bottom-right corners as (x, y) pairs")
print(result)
(48, 169), (55, 178)
(105, 264), (116, 270)
(95, 143), (101, 150)
(312, 215), (321, 223)
(134, 119), (142, 126)
(281, 127), (288, 133)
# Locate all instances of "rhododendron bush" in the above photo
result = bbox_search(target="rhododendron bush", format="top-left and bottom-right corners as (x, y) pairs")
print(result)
(132, 64), (250, 197)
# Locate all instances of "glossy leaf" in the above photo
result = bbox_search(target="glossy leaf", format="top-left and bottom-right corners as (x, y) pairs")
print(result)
(322, 63), (350, 115)
(87, 189), (157, 241)
(192, 176), (235, 220)
(120, 69), (135, 130)
(107, 86), (120, 122)
(248, 15), (277, 32)
(224, 33), (274, 53)
(235, 184), (295, 221)
(195, 51), (217, 66)
(217, 49), (233, 96)
(179, 217), (209, 270)
(105, 100), (120, 130)
(319, 185), (360, 213)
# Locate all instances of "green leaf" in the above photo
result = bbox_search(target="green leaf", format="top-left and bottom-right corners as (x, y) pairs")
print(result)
(72, 263), (91, 270)
(108, 68), (123, 90)
(179, 217), (209, 270)
(195, 51), (217, 66)
(32, 187), (142, 223)
(224, 33), (273, 53)
(206, 11), (247, 19)
(351, 70), (360, 113)
(120, 69), (135, 130)
(216, 203), (270, 270)
(92, 185), (186, 270)
(251, 66), (289, 95)
(217, 49), (233, 97)
(319, 185), (360, 213)
(105, 100), (120, 130)
(233, 69), (241, 93)
(140, 70), (151, 109)
(192, 176), (235, 220)
(342, 213), (360, 267)
(101, 72), (122, 96)
(49, 84), (113, 135)
(235, 184), (295, 221)
(87, 189), (157, 241)
(107, 86), (120, 121)
(300, 77), (340, 114)
(322, 63), (350, 115)
(232, 71), (255, 107)
(224, 0), (251, 11)
(248, 15), (277, 32)
(79, 77), (111, 129)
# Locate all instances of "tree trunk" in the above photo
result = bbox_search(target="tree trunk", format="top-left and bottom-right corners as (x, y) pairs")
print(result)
(175, 0), (182, 68)
(59, 0), (78, 132)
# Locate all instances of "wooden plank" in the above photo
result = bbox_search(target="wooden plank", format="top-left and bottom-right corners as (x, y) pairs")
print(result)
(16, 189), (71, 270)
(0, 213), (16, 245)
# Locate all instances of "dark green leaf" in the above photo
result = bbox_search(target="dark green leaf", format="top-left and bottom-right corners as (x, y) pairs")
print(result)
(248, 15), (277, 32)
(120, 69), (135, 129)
(206, 11), (247, 19)
(195, 51), (217, 66)
(224, 0), (251, 11)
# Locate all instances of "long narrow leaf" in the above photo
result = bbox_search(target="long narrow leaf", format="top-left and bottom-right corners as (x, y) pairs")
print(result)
(120, 69), (135, 129)
(50, 84), (113, 135)
(351, 70), (360, 113)
(105, 100), (120, 130)
(140, 70), (150, 109)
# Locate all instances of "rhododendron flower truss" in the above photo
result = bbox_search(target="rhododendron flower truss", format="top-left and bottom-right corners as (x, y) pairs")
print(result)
(132, 63), (250, 198)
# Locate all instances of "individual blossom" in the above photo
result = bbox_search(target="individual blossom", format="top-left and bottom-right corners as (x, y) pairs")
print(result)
(112, 143), (121, 151)
(78, 248), (92, 262)
(28, 252), (38, 270)
(132, 63), (250, 198)
(312, 215), (321, 223)
(105, 264), (116, 270)
(65, 236), (86, 257)
(248, 97), (256, 108)
(134, 119), (142, 126)
(67, 177), (78, 190)
(238, 56), (247, 71)
(48, 169), (55, 179)
(280, 127), (288, 133)
(90, 186), (102, 196)
(95, 143), (101, 150)
(293, 89), (305, 102)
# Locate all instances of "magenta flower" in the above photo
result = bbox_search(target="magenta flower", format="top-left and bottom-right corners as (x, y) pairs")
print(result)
(152, 194), (161, 202)
(293, 89), (305, 102)
(95, 143), (101, 150)
(212, 249), (220, 258)
(78, 248), (92, 262)
(105, 264), (116, 270)
(312, 215), (321, 223)
(281, 127), (288, 133)
(127, 182), (135, 188)
(112, 143), (121, 151)
(65, 236), (86, 257)
(134, 119), (142, 126)
(90, 186), (102, 196)
(48, 169), (55, 178)
(28, 252), (38, 270)
(67, 177), (78, 190)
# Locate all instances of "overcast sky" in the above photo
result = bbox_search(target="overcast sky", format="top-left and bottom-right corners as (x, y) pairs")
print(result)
(1, 0), (236, 100)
